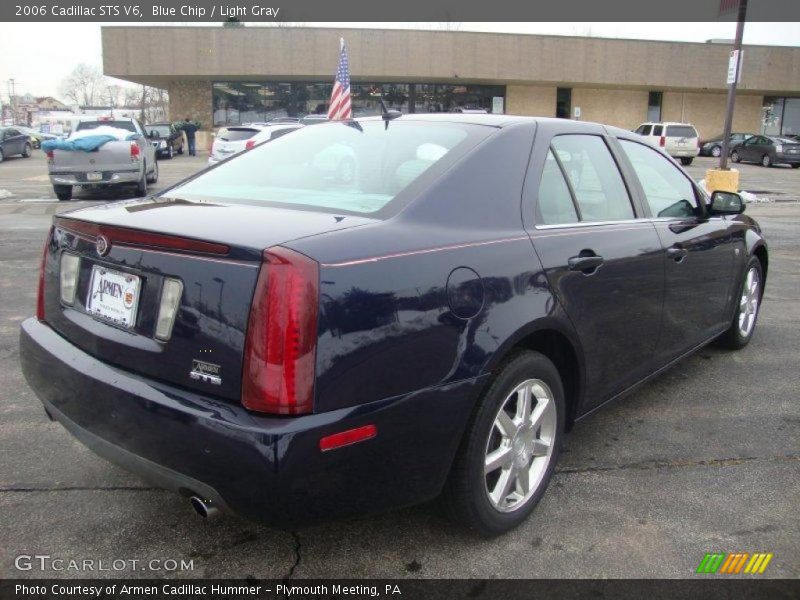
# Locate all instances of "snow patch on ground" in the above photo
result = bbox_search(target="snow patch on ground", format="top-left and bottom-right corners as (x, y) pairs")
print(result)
(696, 179), (772, 203)
(0, 189), (14, 199)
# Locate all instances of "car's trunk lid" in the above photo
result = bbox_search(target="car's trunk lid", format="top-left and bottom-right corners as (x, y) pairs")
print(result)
(42, 197), (376, 402)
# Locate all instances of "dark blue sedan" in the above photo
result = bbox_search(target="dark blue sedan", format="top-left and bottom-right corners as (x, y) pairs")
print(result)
(20, 115), (767, 535)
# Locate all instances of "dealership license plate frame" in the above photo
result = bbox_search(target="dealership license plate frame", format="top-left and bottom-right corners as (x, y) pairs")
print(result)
(86, 265), (141, 329)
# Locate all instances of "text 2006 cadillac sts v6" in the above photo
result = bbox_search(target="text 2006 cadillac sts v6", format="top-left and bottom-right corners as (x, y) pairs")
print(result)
(20, 115), (766, 535)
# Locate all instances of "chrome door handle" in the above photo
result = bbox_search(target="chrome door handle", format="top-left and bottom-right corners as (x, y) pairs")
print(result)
(568, 254), (604, 273)
(666, 247), (689, 262)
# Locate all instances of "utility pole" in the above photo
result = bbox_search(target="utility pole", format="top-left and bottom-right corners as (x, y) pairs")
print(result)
(718, 0), (748, 170)
(8, 78), (17, 124)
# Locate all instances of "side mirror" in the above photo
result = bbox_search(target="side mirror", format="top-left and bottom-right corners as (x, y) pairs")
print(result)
(709, 190), (745, 215)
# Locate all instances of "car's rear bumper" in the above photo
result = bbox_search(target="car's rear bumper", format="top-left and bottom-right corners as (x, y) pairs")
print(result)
(19, 318), (481, 527)
(668, 149), (700, 158)
(775, 154), (800, 165)
(49, 169), (141, 186)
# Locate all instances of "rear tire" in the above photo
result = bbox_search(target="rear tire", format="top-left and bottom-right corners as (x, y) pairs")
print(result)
(0, 148), (4, 163)
(177, 144), (184, 155)
(717, 256), (763, 350)
(761, 154), (772, 168)
(136, 167), (148, 197)
(442, 351), (564, 536)
(146, 160), (159, 184)
(680, 157), (693, 166)
(792, 164), (800, 169)
(54, 185), (72, 201)
(731, 150), (741, 163)
(711, 145), (722, 158)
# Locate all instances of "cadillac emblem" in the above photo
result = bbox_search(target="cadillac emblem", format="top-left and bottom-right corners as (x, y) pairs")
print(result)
(96, 235), (110, 257)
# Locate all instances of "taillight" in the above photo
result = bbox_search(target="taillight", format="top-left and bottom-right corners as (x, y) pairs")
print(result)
(245, 139), (256, 150)
(36, 227), (53, 321)
(130, 142), (140, 160)
(242, 246), (319, 415)
(45, 150), (54, 162)
(659, 136), (666, 147)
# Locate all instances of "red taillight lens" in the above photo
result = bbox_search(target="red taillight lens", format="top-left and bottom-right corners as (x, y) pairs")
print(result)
(36, 227), (53, 321)
(45, 150), (54, 160)
(659, 136), (666, 147)
(242, 246), (319, 415)
(130, 142), (140, 159)
(245, 139), (256, 150)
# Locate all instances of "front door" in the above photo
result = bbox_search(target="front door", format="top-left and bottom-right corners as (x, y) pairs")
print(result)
(526, 132), (664, 408)
(616, 138), (735, 363)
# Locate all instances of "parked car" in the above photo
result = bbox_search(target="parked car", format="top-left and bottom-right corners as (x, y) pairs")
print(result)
(14, 125), (57, 149)
(699, 132), (755, 157)
(146, 123), (184, 159)
(242, 122), (303, 151)
(20, 115), (767, 535)
(46, 118), (158, 201)
(208, 125), (267, 166)
(634, 122), (700, 165)
(730, 134), (800, 168)
(451, 107), (489, 113)
(0, 126), (33, 161)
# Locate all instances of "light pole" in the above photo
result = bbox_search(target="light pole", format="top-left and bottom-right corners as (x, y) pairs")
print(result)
(718, 0), (749, 171)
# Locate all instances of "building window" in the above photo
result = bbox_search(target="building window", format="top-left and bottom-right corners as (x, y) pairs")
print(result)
(763, 96), (800, 136)
(212, 81), (506, 126)
(556, 88), (572, 119)
(647, 91), (663, 122)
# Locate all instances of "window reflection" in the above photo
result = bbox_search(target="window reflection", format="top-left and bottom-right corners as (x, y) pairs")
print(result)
(212, 82), (506, 126)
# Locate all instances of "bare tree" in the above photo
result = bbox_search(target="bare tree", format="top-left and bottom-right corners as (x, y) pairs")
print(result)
(59, 64), (104, 107)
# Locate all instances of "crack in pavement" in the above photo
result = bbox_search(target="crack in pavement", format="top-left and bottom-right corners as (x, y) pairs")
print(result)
(555, 453), (799, 475)
(283, 531), (302, 581)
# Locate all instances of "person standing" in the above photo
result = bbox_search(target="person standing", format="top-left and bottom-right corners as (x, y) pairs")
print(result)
(182, 118), (199, 156)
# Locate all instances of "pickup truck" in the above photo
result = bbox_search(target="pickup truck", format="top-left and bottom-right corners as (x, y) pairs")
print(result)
(46, 118), (158, 201)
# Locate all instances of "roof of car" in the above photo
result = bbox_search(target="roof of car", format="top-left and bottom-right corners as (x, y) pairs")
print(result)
(354, 113), (566, 128)
(638, 122), (697, 127)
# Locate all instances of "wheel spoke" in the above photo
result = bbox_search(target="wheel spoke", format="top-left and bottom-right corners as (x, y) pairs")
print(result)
(516, 466), (530, 496)
(495, 410), (518, 439)
(485, 445), (513, 475)
(530, 439), (550, 457)
(529, 397), (550, 430)
(490, 467), (515, 506)
(517, 385), (532, 424)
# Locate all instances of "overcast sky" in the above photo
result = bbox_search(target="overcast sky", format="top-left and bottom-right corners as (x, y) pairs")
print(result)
(0, 21), (797, 99)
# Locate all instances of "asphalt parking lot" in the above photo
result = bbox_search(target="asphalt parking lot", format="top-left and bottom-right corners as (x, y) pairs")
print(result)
(0, 150), (798, 579)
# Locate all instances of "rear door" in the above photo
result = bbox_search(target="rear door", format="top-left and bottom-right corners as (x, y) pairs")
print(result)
(524, 127), (664, 408)
(616, 137), (735, 362)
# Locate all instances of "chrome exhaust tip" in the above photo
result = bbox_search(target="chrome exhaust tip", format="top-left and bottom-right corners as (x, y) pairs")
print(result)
(190, 495), (220, 519)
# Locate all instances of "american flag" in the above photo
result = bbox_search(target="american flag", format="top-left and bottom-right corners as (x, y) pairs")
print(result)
(327, 40), (352, 121)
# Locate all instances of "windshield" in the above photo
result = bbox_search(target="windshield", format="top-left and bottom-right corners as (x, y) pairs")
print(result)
(666, 125), (697, 138)
(217, 128), (260, 142)
(77, 120), (137, 133)
(168, 120), (488, 215)
(149, 125), (172, 136)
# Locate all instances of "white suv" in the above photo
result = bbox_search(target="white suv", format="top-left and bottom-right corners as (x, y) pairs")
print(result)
(634, 122), (700, 166)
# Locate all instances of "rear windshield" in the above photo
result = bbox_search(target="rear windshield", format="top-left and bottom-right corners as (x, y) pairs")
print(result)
(76, 120), (137, 133)
(168, 120), (487, 215)
(148, 125), (172, 137)
(666, 125), (698, 138)
(217, 128), (259, 142)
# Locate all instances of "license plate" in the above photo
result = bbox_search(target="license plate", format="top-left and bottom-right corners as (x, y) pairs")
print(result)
(86, 172), (102, 182)
(86, 266), (141, 328)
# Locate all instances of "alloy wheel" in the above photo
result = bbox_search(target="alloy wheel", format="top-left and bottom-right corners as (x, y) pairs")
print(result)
(738, 267), (760, 338)
(484, 378), (556, 513)
(711, 145), (721, 157)
(762, 154), (771, 167)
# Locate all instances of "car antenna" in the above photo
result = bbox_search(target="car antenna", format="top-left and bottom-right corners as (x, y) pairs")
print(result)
(378, 95), (402, 124)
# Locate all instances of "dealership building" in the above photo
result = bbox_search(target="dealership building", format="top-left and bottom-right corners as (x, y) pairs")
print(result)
(102, 26), (800, 139)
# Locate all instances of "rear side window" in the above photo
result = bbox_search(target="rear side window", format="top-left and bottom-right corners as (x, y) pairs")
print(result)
(619, 139), (699, 218)
(217, 128), (259, 141)
(536, 150), (579, 225)
(551, 135), (634, 222)
(666, 125), (698, 138)
(652, 125), (663, 136)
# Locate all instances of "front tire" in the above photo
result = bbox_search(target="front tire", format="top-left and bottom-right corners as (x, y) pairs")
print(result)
(167, 145), (174, 159)
(53, 185), (72, 201)
(442, 351), (564, 536)
(680, 157), (693, 166)
(717, 256), (763, 350)
(731, 150), (741, 163)
(22, 143), (32, 158)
